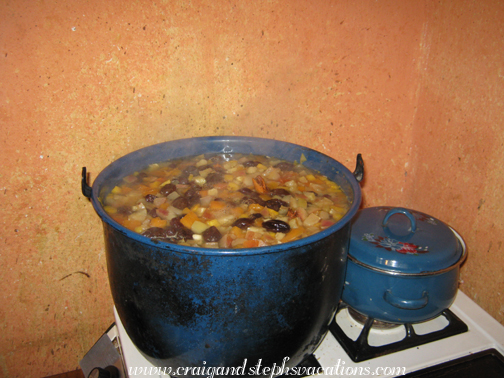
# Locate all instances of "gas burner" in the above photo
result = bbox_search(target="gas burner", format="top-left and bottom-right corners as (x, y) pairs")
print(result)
(347, 307), (401, 330)
(330, 302), (468, 362)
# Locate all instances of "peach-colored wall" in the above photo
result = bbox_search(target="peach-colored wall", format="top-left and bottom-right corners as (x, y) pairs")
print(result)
(407, 0), (504, 327)
(0, 0), (502, 376)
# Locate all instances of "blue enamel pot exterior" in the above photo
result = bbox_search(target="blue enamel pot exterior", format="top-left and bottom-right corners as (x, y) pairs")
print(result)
(88, 136), (362, 377)
(343, 260), (461, 323)
(343, 207), (467, 324)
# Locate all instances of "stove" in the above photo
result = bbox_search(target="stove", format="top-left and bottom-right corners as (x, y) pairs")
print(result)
(329, 303), (469, 363)
(80, 290), (504, 378)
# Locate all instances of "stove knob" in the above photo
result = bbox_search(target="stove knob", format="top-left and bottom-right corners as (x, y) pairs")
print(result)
(88, 366), (120, 378)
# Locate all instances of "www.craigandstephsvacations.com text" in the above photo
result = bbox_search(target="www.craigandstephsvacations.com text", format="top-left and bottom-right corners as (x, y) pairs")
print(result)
(128, 358), (407, 377)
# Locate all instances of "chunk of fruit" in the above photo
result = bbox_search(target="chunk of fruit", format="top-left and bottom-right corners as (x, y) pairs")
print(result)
(180, 211), (200, 229)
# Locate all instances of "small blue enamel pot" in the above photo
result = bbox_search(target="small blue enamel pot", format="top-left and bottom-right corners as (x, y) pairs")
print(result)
(342, 206), (467, 324)
(83, 136), (363, 377)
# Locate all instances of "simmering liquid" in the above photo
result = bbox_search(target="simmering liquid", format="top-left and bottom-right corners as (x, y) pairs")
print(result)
(102, 153), (350, 248)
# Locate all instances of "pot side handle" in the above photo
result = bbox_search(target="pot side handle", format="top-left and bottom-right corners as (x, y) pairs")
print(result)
(384, 290), (429, 310)
(82, 167), (92, 199)
(353, 154), (364, 183)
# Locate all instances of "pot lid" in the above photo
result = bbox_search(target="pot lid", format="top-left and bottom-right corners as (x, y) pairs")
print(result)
(349, 206), (465, 275)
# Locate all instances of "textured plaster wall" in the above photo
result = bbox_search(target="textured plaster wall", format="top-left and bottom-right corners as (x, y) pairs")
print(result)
(406, 0), (504, 328)
(0, 0), (502, 376)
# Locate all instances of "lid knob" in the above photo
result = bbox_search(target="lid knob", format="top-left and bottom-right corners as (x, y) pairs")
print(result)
(383, 207), (417, 233)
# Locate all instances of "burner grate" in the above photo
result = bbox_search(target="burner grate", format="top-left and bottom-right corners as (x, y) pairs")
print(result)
(329, 303), (469, 362)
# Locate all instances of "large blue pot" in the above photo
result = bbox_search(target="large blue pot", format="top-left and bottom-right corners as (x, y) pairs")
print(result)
(83, 136), (362, 377)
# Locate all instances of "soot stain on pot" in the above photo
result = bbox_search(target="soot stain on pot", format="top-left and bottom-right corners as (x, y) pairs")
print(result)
(106, 229), (217, 330)
(141, 250), (218, 327)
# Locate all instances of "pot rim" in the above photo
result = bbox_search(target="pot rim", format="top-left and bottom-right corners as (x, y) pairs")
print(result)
(90, 136), (362, 256)
(348, 227), (467, 276)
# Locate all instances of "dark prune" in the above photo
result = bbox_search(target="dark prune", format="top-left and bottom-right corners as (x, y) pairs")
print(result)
(172, 196), (189, 210)
(189, 181), (202, 190)
(163, 226), (179, 239)
(117, 206), (133, 216)
(269, 188), (290, 197)
(183, 165), (199, 176)
(167, 218), (193, 241)
(239, 188), (255, 196)
(145, 194), (156, 202)
(177, 227), (194, 241)
(265, 199), (289, 212)
(275, 162), (295, 171)
(147, 208), (158, 218)
(205, 173), (224, 186)
(159, 183), (176, 196)
(255, 197), (266, 206)
(231, 218), (255, 230)
(142, 227), (166, 239)
(238, 187), (265, 205)
(243, 187), (263, 200)
(170, 216), (185, 230)
(249, 213), (263, 220)
(243, 160), (260, 167)
(161, 226), (193, 241)
(240, 197), (255, 206)
(241, 196), (265, 206)
(142, 225), (193, 243)
(174, 175), (190, 185)
(202, 226), (222, 242)
(197, 164), (212, 171)
(262, 219), (291, 233)
(213, 165), (226, 173)
(184, 188), (201, 207)
(208, 155), (225, 164)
